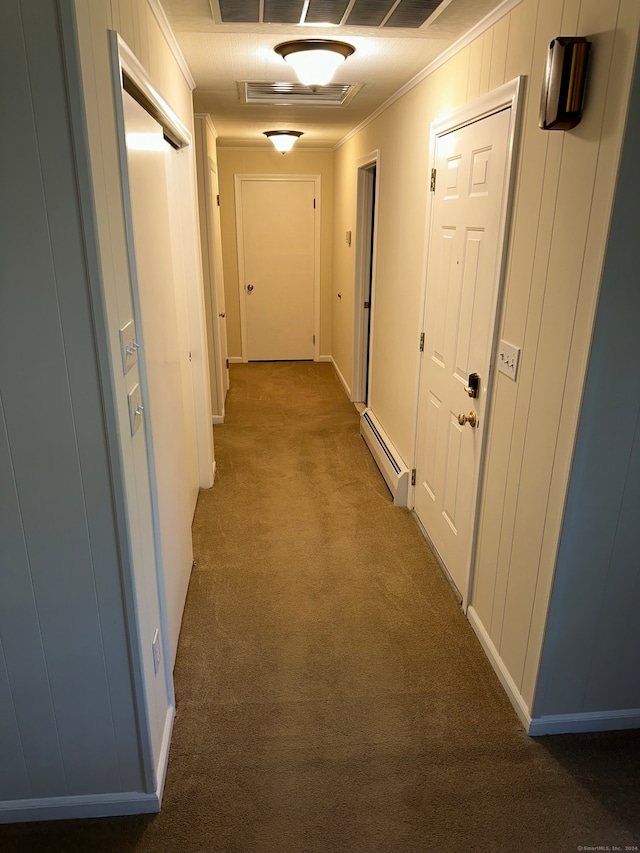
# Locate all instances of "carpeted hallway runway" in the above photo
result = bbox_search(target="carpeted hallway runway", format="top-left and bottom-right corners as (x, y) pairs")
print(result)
(1, 361), (639, 852)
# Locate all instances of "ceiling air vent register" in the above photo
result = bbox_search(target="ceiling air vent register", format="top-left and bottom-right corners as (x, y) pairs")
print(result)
(238, 81), (362, 106)
(214, 0), (449, 29)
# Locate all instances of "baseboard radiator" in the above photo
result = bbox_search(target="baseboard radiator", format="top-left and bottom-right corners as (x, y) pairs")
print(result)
(360, 409), (409, 506)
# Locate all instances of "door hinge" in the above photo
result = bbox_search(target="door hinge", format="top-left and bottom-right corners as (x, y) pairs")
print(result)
(364, 301), (370, 309)
(313, 334), (316, 344)
(419, 332), (425, 352)
(226, 358), (229, 369)
(216, 194), (220, 206)
(313, 198), (316, 209)
(411, 469), (416, 486)
(430, 168), (436, 192)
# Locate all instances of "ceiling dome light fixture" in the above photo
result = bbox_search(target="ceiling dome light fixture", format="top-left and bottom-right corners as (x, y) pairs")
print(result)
(264, 130), (303, 153)
(274, 39), (355, 87)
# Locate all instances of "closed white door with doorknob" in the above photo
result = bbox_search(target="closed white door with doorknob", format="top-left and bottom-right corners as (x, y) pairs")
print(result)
(235, 176), (318, 361)
(414, 105), (513, 603)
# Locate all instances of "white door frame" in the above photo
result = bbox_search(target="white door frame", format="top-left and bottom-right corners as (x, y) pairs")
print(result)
(351, 150), (381, 404)
(234, 174), (321, 362)
(411, 77), (525, 610)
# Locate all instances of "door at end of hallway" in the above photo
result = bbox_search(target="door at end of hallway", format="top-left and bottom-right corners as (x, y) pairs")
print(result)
(235, 176), (319, 361)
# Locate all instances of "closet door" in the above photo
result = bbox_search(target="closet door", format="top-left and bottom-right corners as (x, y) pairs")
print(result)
(123, 90), (193, 668)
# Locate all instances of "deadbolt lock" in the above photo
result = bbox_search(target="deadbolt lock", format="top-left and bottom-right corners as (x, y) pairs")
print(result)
(464, 372), (480, 398)
(458, 411), (477, 428)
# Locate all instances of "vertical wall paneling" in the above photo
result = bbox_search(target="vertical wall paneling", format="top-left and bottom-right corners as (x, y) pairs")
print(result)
(521, 0), (640, 710)
(532, 47), (640, 721)
(331, 0), (640, 729)
(466, 36), (484, 102)
(488, 16), (509, 91)
(1, 0), (206, 820)
(0, 395), (64, 799)
(59, 0), (155, 792)
(0, 0), (144, 803)
(479, 28), (494, 93)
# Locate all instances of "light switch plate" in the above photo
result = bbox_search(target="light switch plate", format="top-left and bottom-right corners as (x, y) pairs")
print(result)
(497, 340), (520, 381)
(127, 384), (143, 435)
(119, 320), (138, 374)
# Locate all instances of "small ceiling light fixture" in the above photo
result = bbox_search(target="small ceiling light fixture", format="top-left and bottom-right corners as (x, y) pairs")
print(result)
(264, 130), (303, 153)
(274, 39), (355, 88)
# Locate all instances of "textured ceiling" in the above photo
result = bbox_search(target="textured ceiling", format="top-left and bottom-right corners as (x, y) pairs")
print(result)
(160, 0), (506, 148)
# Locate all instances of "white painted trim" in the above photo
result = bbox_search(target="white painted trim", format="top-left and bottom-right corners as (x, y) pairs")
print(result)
(228, 356), (244, 363)
(234, 175), (321, 362)
(334, 0), (525, 151)
(212, 460), (217, 484)
(194, 112), (219, 139)
(109, 27), (177, 768)
(331, 357), (351, 398)
(318, 355), (332, 362)
(155, 704), (175, 802)
(529, 709), (640, 737)
(467, 606), (532, 732)
(60, 6), (157, 795)
(0, 791), (160, 824)
(212, 414), (225, 424)
(412, 77), (525, 611)
(116, 35), (191, 149)
(146, 0), (196, 90)
(351, 150), (381, 405)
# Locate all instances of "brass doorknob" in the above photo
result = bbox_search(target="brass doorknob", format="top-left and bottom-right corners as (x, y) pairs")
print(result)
(458, 411), (477, 428)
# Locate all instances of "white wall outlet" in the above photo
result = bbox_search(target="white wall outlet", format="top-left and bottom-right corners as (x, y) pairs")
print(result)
(497, 339), (521, 381)
(152, 629), (161, 674)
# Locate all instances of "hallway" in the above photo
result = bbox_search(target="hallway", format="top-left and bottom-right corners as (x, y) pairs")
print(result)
(2, 362), (639, 852)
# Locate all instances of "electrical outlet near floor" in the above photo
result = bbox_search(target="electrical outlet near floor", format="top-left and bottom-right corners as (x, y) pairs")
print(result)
(152, 629), (161, 674)
(497, 339), (520, 381)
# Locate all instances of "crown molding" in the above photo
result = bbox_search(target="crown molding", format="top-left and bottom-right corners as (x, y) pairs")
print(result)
(148, 0), (196, 90)
(334, 0), (524, 151)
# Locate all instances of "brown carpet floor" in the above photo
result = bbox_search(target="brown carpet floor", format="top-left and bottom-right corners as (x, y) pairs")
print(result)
(2, 361), (639, 852)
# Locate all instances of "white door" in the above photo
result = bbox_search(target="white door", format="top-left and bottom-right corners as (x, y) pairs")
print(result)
(123, 91), (194, 667)
(165, 140), (200, 514)
(414, 107), (511, 601)
(209, 160), (229, 406)
(237, 178), (316, 361)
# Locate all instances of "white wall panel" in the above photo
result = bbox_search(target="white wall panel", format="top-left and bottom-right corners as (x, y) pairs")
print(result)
(331, 0), (640, 726)
(533, 52), (640, 718)
(0, 0), (142, 800)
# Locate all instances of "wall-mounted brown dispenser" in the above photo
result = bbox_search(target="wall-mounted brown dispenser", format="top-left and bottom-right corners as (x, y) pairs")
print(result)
(539, 36), (591, 130)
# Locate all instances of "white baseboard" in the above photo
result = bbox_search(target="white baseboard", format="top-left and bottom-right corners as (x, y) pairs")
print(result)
(212, 413), (225, 425)
(529, 708), (640, 736)
(155, 704), (175, 804)
(0, 706), (175, 824)
(331, 357), (351, 398)
(0, 791), (159, 824)
(468, 607), (640, 737)
(467, 606), (532, 732)
(318, 354), (332, 363)
(227, 356), (243, 363)
(212, 460), (217, 484)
